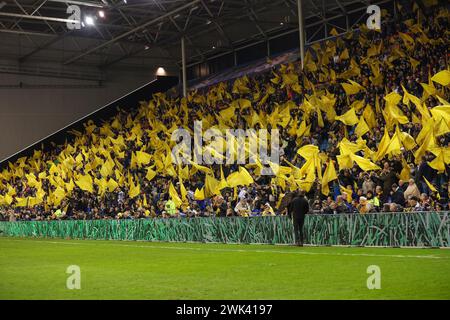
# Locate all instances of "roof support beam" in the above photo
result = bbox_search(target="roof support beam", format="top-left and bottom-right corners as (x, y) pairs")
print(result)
(46, 0), (105, 8)
(0, 12), (78, 24)
(0, 28), (54, 37)
(63, 0), (201, 65)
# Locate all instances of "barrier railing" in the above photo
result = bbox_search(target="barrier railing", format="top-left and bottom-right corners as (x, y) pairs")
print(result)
(0, 212), (448, 247)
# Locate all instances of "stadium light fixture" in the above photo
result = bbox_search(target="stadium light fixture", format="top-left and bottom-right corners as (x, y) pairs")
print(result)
(156, 67), (167, 76)
(84, 16), (95, 26)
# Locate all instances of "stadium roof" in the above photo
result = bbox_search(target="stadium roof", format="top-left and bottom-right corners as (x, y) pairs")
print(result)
(0, 0), (393, 81)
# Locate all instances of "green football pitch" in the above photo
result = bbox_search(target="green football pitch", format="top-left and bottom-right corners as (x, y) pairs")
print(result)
(1, 237), (449, 300)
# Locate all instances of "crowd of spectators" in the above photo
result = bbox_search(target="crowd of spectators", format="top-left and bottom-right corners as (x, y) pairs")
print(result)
(0, 3), (449, 222)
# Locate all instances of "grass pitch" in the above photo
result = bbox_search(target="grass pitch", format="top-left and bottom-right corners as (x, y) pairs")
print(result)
(0, 237), (449, 300)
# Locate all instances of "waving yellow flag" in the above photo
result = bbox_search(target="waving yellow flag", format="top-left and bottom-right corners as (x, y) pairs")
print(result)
(398, 32), (415, 50)
(321, 160), (338, 195)
(428, 149), (446, 172)
(75, 174), (94, 193)
(194, 187), (206, 201)
(341, 80), (364, 95)
(128, 176), (140, 199)
(107, 178), (119, 193)
(423, 177), (438, 194)
(431, 70), (450, 86)
(146, 167), (157, 181)
(355, 117), (370, 137)
(335, 108), (359, 126)
(169, 182), (183, 207)
(226, 167), (254, 188)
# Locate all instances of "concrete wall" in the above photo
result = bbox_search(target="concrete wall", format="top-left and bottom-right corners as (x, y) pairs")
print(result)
(0, 71), (154, 161)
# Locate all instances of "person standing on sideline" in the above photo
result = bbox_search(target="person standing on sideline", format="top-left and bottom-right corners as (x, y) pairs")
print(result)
(288, 190), (310, 246)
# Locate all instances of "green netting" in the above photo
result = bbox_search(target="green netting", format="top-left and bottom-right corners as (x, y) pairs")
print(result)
(0, 212), (448, 247)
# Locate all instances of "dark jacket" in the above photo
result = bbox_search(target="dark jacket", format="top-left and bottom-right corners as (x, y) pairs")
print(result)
(379, 170), (397, 201)
(391, 189), (405, 207)
(278, 191), (296, 214)
(288, 196), (310, 219)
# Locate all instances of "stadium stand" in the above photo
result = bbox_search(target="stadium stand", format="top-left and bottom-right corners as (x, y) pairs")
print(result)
(0, 3), (449, 222)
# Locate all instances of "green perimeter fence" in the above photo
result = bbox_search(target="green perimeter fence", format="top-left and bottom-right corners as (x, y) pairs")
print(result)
(0, 212), (448, 247)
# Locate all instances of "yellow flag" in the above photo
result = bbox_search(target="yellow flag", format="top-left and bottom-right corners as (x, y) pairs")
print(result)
(339, 185), (353, 202)
(52, 187), (66, 206)
(135, 151), (152, 166)
(423, 177), (438, 193)
(339, 138), (363, 156)
(421, 82), (436, 97)
(350, 154), (381, 171)
(414, 129), (435, 164)
(146, 167), (157, 181)
(217, 165), (228, 191)
(219, 106), (235, 123)
(321, 160), (338, 195)
(100, 158), (115, 178)
(330, 27), (339, 36)
(355, 117), (370, 137)
(386, 131), (402, 156)
(409, 57), (420, 70)
(15, 197), (29, 207)
(194, 187), (206, 201)
(230, 98), (252, 110)
(340, 48), (349, 60)
(374, 129), (391, 161)
(282, 73), (298, 86)
(341, 80), (364, 95)
(205, 174), (220, 197)
(128, 175), (140, 199)
(362, 104), (377, 128)
(189, 160), (214, 175)
(169, 182), (183, 207)
(431, 70), (450, 86)
(143, 194), (148, 208)
(430, 105), (450, 125)
(428, 150), (446, 172)
(95, 177), (108, 196)
(297, 144), (319, 160)
(335, 108), (359, 126)
(399, 32), (415, 50)
(398, 131), (416, 151)
(226, 167), (254, 188)
(107, 178), (119, 192)
(399, 158), (411, 181)
(4, 194), (13, 205)
(296, 118), (311, 137)
(179, 178), (187, 202)
(75, 174), (94, 193)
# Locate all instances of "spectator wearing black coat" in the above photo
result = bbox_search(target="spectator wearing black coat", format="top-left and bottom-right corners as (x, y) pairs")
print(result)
(390, 183), (406, 208)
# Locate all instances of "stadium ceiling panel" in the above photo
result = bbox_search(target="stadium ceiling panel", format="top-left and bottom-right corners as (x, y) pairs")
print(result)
(0, 0), (390, 80)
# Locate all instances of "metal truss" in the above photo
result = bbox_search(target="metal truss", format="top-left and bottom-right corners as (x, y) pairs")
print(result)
(0, 0), (395, 80)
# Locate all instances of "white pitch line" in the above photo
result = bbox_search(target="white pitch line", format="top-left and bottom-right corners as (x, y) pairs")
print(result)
(1, 238), (448, 260)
